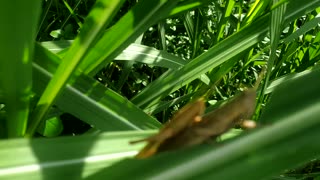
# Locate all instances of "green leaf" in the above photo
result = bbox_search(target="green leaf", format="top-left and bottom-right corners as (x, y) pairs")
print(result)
(168, 0), (212, 17)
(0, 131), (155, 180)
(216, 0), (236, 42)
(131, 0), (320, 108)
(37, 116), (63, 137)
(265, 67), (320, 94)
(244, 0), (271, 25)
(33, 44), (161, 131)
(114, 43), (188, 69)
(26, 0), (127, 136)
(79, 0), (181, 76)
(50, 29), (63, 39)
(282, 16), (320, 44)
(41, 42), (188, 70)
(131, 14), (270, 107)
(262, 0), (287, 98)
(0, 1), (41, 137)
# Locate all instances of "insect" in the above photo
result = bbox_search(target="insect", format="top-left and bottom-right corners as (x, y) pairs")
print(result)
(154, 89), (257, 153)
(131, 98), (205, 158)
(131, 70), (264, 158)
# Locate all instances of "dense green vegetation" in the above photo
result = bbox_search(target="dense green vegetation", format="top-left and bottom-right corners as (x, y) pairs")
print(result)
(0, 0), (320, 179)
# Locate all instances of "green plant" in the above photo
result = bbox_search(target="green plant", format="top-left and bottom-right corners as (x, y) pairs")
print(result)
(0, 0), (320, 179)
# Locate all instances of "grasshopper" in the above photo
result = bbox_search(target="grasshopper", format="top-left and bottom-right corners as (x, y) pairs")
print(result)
(132, 70), (264, 158)
(131, 99), (205, 158)
(154, 89), (257, 153)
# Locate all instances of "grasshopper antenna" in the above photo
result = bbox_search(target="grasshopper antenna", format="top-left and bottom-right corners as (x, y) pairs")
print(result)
(253, 66), (267, 90)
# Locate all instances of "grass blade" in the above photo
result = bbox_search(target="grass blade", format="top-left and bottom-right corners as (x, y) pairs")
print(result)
(33, 44), (161, 131)
(79, 0), (181, 76)
(131, 0), (320, 108)
(41, 41), (189, 70)
(264, 0), (287, 91)
(131, 14), (270, 107)
(26, 0), (126, 136)
(0, 1), (41, 137)
(0, 131), (155, 179)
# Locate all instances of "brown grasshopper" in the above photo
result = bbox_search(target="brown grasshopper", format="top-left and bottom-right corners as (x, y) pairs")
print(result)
(131, 99), (205, 158)
(132, 71), (264, 158)
(155, 89), (257, 153)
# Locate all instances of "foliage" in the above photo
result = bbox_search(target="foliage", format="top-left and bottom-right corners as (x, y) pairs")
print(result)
(0, 0), (320, 179)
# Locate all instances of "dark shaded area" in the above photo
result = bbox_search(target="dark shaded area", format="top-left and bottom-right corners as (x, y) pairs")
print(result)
(31, 133), (98, 180)
(37, 0), (137, 41)
(60, 113), (91, 135)
(285, 160), (320, 180)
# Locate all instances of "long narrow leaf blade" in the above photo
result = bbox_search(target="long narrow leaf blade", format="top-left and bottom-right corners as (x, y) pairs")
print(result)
(0, 131), (155, 180)
(0, 1), (41, 137)
(131, 14), (270, 107)
(131, 0), (320, 108)
(26, 0), (126, 136)
(33, 44), (161, 131)
(79, 0), (181, 76)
